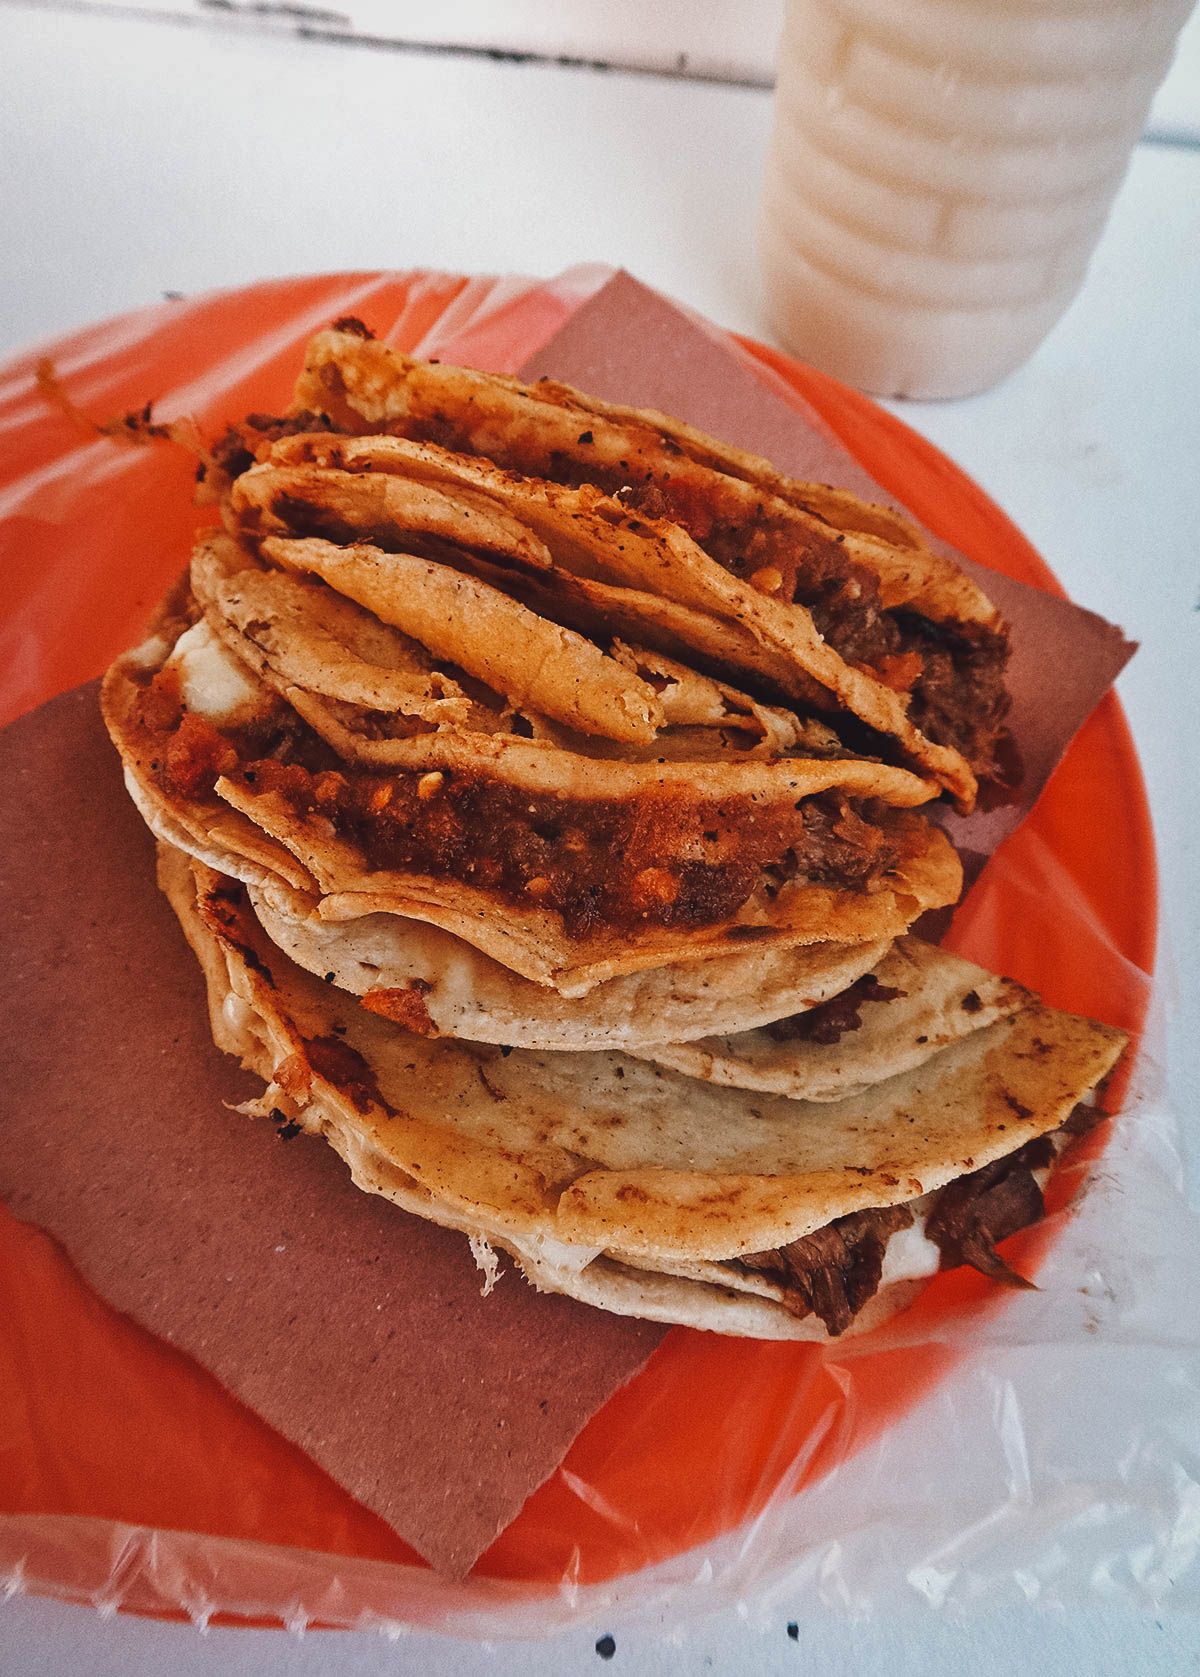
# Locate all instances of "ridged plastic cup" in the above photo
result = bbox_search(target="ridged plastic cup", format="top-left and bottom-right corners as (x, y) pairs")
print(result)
(761, 0), (1194, 398)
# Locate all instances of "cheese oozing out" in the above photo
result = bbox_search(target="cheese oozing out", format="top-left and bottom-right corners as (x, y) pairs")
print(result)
(167, 620), (263, 725)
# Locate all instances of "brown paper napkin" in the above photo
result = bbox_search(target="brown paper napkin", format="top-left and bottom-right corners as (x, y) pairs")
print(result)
(0, 686), (664, 1577)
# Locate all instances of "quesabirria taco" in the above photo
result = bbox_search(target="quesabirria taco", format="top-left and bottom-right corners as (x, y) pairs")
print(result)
(274, 322), (1014, 809)
(102, 505), (961, 992)
(163, 849), (1124, 1342)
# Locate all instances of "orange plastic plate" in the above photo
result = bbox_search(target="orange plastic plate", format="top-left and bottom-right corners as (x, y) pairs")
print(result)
(0, 272), (1156, 1604)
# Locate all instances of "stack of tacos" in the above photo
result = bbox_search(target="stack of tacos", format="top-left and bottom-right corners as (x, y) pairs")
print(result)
(101, 323), (1125, 1340)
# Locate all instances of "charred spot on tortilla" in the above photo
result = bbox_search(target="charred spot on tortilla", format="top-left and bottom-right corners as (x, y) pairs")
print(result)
(271, 1109), (303, 1142)
(194, 876), (275, 981)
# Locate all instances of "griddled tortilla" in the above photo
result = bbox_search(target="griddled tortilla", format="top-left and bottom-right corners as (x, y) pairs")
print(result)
(631, 936), (1031, 1097)
(248, 873), (891, 1048)
(229, 433), (968, 789)
(285, 325), (1013, 806)
(102, 568), (962, 993)
(189, 530), (840, 765)
(163, 847), (1126, 1342)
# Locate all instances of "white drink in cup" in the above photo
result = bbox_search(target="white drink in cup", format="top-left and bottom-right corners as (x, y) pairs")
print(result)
(760, 0), (1194, 398)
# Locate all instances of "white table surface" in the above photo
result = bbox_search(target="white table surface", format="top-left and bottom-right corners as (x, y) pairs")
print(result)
(1, 5), (1198, 1672)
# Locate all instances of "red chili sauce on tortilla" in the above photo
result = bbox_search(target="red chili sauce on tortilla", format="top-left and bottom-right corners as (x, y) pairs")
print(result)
(132, 667), (913, 938)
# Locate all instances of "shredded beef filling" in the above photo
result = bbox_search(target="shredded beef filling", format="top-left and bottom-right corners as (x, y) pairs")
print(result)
(615, 481), (898, 670)
(894, 612), (1012, 778)
(132, 671), (908, 938)
(766, 971), (906, 1045)
(736, 1119), (1091, 1335)
(613, 488), (1014, 780)
(925, 1134), (1056, 1287)
(540, 474), (1012, 777)
(203, 410), (335, 486)
(738, 1204), (915, 1337)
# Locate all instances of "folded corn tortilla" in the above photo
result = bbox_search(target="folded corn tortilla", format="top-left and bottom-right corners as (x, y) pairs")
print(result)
(163, 847), (1125, 1342)
(102, 574), (961, 992)
(286, 326), (1013, 807)
(248, 872), (891, 1047)
(631, 935), (1031, 1098)
(190, 530), (838, 765)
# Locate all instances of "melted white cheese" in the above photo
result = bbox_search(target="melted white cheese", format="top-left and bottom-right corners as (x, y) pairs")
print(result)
(879, 1199), (942, 1286)
(221, 991), (257, 1036)
(878, 1156), (1060, 1287)
(167, 620), (262, 723)
(524, 1233), (605, 1274)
